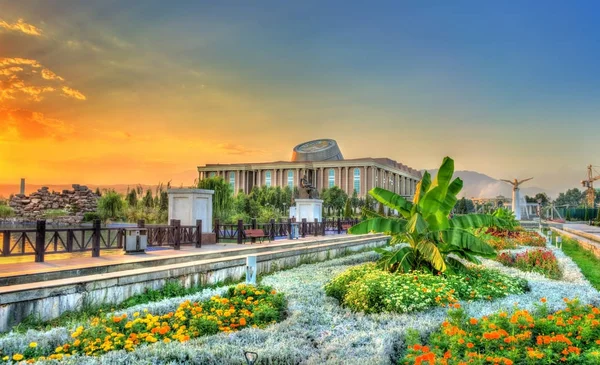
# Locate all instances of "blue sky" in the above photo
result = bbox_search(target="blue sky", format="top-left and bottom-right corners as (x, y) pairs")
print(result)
(1, 0), (598, 195)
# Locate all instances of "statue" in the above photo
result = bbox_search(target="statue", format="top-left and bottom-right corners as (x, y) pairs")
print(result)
(299, 175), (318, 199)
(500, 177), (533, 221)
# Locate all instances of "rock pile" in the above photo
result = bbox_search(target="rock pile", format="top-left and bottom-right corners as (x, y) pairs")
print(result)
(9, 184), (99, 224)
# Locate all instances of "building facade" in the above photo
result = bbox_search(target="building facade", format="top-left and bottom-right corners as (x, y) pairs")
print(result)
(197, 139), (422, 198)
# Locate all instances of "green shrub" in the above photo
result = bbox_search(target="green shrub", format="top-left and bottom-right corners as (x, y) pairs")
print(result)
(82, 212), (102, 222)
(97, 190), (124, 221)
(0, 204), (14, 219)
(42, 209), (68, 219)
(325, 263), (528, 314)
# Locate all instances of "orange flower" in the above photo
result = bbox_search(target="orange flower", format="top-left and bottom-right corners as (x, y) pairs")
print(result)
(469, 318), (478, 325)
(467, 343), (474, 349)
(239, 317), (247, 326)
(540, 297), (547, 303)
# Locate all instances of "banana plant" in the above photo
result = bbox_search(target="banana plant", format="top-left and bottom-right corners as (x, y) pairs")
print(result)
(349, 157), (507, 274)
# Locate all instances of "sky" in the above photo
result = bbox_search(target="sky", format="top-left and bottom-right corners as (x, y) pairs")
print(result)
(1, 0), (599, 195)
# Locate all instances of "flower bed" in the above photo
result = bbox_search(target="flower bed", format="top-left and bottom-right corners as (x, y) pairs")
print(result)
(401, 298), (600, 365)
(0, 284), (285, 363)
(325, 264), (528, 314)
(497, 249), (562, 279)
(0, 245), (597, 365)
(485, 231), (546, 250)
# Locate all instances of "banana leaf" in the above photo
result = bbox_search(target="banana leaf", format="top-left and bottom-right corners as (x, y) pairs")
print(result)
(412, 171), (431, 208)
(449, 214), (508, 230)
(420, 157), (454, 218)
(348, 217), (407, 235)
(437, 228), (496, 257)
(415, 240), (446, 272)
(369, 187), (412, 218)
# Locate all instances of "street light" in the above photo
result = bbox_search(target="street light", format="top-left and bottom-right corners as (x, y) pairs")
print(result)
(244, 351), (258, 365)
(537, 198), (542, 231)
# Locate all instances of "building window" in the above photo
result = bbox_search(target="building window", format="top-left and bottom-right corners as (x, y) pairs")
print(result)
(328, 169), (335, 188)
(229, 172), (235, 188)
(287, 170), (294, 189)
(266, 171), (272, 187)
(209, 172), (216, 178)
(353, 168), (360, 193)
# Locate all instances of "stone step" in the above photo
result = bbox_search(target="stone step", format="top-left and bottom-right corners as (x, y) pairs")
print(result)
(0, 234), (386, 287)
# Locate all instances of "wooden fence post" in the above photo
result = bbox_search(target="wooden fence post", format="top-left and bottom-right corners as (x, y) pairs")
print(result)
(270, 219), (276, 241)
(2, 230), (10, 256)
(301, 218), (307, 238)
(173, 219), (181, 250)
(214, 219), (220, 243)
(314, 218), (319, 236)
(66, 229), (73, 252)
(287, 218), (292, 239)
(196, 219), (202, 248)
(337, 217), (342, 234)
(35, 220), (46, 263)
(92, 219), (101, 258)
(237, 219), (244, 244)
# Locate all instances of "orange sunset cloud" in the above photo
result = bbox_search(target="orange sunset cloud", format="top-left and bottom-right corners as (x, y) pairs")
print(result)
(0, 57), (85, 102)
(0, 18), (42, 36)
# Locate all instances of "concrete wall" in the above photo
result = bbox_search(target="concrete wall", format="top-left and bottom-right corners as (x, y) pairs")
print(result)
(0, 235), (388, 332)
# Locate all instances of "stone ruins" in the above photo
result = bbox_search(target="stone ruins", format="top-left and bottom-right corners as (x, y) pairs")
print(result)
(8, 184), (99, 224)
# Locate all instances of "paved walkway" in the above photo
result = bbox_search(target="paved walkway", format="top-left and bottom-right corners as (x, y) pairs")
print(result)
(564, 223), (600, 236)
(0, 235), (342, 279)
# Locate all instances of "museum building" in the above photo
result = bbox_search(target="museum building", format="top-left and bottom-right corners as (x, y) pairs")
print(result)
(197, 139), (422, 198)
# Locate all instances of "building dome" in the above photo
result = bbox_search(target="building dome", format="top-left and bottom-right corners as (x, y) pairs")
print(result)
(291, 139), (344, 162)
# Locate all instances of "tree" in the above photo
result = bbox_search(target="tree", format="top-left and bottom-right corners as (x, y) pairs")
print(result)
(126, 189), (138, 207)
(343, 198), (352, 218)
(555, 188), (585, 208)
(349, 157), (503, 274)
(198, 176), (233, 221)
(377, 201), (385, 215)
(142, 189), (154, 208)
(321, 186), (348, 216)
(97, 190), (124, 221)
(350, 190), (360, 213)
(95, 187), (102, 197)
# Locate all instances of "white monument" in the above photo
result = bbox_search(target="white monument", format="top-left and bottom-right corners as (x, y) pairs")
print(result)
(294, 198), (323, 222)
(500, 178), (533, 221)
(167, 189), (213, 231)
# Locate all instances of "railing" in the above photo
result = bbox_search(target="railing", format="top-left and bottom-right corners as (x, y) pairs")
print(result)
(0, 217), (359, 262)
(213, 218), (360, 243)
(0, 219), (204, 263)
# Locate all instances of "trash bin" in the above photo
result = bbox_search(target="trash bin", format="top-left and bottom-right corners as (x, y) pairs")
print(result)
(124, 228), (147, 254)
(289, 223), (300, 240)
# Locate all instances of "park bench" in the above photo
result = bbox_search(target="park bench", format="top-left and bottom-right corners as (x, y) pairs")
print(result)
(243, 229), (271, 244)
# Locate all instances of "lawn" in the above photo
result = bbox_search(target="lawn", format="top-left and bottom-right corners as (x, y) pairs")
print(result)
(555, 233), (600, 291)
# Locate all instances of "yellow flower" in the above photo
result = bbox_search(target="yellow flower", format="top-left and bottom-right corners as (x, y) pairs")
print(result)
(2, 356), (8, 361)
(55, 346), (64, 353)
(12, 354), (24, 361)
(29, 342), (38, 348)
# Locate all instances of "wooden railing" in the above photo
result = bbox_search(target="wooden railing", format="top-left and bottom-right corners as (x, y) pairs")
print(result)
(213, 218), (360, 244)
(0, 219), (204, 262)
(0, 217), (359, 262)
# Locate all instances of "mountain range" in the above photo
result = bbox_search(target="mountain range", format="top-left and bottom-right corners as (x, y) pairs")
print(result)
(423, 170), (553, 199)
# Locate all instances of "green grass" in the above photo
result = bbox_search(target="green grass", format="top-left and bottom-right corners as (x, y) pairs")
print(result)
(555, 233), (600, 291)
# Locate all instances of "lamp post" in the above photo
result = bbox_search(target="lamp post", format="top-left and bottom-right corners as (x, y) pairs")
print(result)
(244, 351), (258, 365)
(283, 202), (288, 217)
(537, 198), (542, 231)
